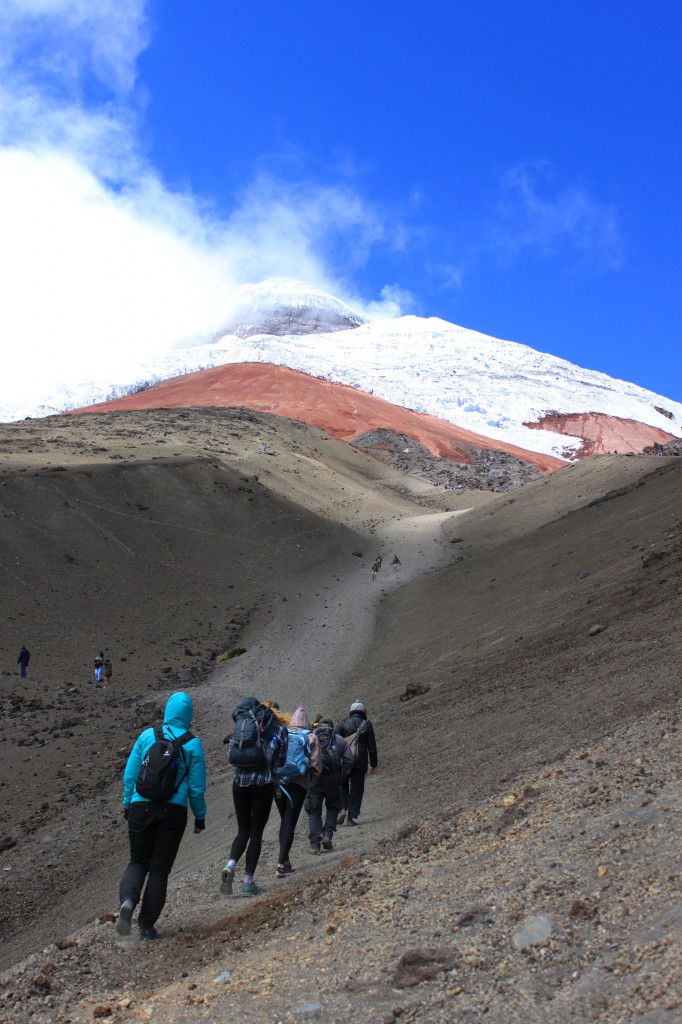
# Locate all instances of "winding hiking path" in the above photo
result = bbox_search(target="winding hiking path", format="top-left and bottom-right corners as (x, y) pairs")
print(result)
(160, 506), (465, 934)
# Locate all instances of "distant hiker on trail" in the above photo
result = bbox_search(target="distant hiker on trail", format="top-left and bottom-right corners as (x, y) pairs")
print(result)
(391, 554), (401, 573)
(221, 697), (288, 897)
(371, 558), (381, 580)
(335, 701), (378, 826)
(94, 652), (104, 684)
(273, 706), (322, 878)
(17, 646), (30, 678)
(116, 691), (207, 940)
(305, 718), (353, 854)
(375, 555), (383, 568)
(103, 657), (113, 688)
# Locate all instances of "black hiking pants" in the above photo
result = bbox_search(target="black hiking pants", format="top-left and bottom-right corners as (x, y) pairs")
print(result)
(341, 765), (366, 821)
(305, 774), (341, 844)
(274, 781), (306, 864)
(119, 801), (187, 929)
(230, 781), (274, 876)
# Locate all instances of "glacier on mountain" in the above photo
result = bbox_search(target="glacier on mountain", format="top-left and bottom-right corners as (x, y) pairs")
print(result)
(1, 278), (680, 460)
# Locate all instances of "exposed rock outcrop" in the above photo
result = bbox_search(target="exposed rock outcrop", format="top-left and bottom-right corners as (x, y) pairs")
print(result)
(222, 305), (367, 338)
(643, 435), (682, 456)
(351, 428), (542, 490)
(524, 410), (675, 457)
(218, 278), (369, 337)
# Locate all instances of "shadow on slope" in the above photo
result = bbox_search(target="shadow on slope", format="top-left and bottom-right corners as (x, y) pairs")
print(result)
(358, 455), (680, 816)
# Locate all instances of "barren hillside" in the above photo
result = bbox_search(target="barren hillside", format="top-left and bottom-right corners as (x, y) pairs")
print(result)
(0, 409), (679, 1024)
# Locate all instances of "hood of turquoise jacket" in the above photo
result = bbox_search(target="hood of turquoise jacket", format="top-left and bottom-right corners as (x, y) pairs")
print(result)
(164, 691), (193, 732)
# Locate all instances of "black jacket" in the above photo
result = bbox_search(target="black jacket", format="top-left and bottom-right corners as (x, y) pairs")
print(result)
(335, 712), (378, 772)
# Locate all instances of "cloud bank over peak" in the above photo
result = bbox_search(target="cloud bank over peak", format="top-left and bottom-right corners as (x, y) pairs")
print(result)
(0, 1), (408, 399)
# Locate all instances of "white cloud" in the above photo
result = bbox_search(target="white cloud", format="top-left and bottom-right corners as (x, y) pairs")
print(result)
(0, 3), (147, 184)
(440, 264), (464, 292)
(363, 284), (415, 319)
(0, 1), (408, 408)
(0, 149), (241, 391)
(0, 0), (148, 96)
(219, 173), (391, 287)
(493, 162), (623, 271)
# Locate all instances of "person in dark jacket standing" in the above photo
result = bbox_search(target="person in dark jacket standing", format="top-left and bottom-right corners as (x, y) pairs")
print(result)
(335, 700), (378, 825)
(17, 646), (30, 678)
(116, 691), (207, 939)
(305, 718), (353, 853)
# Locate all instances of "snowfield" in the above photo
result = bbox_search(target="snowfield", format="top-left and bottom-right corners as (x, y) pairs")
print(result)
(2, 278), (680, 459)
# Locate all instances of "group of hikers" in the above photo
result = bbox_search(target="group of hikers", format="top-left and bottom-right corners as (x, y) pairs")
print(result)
(115, 692), (378, 940)
(371, 553), (401, 580)
(15, 646), (114, 686)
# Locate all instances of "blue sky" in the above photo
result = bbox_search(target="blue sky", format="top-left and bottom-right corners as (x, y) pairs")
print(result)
(1, 0), (680, 404)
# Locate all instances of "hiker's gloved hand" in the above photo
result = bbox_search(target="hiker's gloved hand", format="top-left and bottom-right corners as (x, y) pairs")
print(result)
(123, 808), (129, 820)
(194, 819), (205, 833)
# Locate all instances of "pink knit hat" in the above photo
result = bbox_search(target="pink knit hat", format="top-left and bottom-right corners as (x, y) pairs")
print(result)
(290, 706), (311, 729)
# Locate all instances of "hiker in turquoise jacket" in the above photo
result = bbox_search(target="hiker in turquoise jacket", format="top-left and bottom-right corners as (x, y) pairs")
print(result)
(122, 691), (207, 816)
(117, 691), (207, 939)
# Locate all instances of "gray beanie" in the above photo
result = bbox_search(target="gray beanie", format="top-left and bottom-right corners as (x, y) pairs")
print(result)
(350, 700), (366, 714)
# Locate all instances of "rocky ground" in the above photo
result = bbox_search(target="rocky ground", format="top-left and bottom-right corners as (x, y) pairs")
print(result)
(0, 699), (679, 1024)
(350, 428), (542, 491)
(643, 437), (682, 457)
(0, 411), (680, 1023)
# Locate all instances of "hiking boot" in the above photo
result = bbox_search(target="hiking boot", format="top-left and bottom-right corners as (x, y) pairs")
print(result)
(220, 865), (235, 895)
(321, 833), (333, 851)
(116, 898), (134, 937)
(346, 817), (358, 826)
(242, 881), (262, 897)
(337, 810), (346, 825)
(309, 841), (321, 855)
(138, 925), (160, 940)
(276, 862), (295, 879)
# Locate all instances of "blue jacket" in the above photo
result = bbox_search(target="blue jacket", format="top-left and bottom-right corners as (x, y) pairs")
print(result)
(122, 691), (207, 822)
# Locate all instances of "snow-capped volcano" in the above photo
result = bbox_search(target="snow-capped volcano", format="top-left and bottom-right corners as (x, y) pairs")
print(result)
(3, 277), (680, 460)
(208, 308), (680, 458)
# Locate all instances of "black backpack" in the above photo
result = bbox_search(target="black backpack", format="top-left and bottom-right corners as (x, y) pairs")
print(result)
(315, 723), (342, 774)
(228, 697), (276, 769)
(136, 726), (193, 801)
